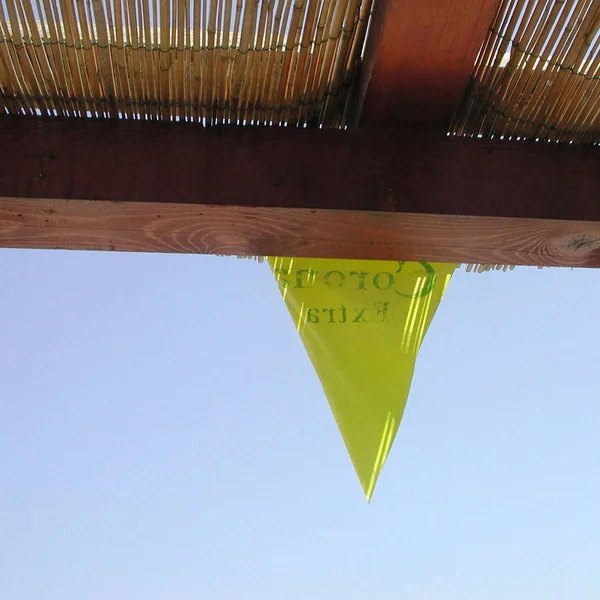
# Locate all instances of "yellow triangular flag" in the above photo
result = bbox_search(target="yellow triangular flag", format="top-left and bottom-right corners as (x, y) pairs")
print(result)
(268, 257), (455, 500)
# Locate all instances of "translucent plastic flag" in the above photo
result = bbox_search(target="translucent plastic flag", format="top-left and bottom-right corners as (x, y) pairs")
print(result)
(268, 258), (456, 500)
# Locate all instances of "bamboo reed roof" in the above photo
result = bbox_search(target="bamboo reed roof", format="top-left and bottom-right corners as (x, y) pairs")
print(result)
(452, 0), (600, 143)
(1, 0), (599, 140)
(0, 0), (373, 126)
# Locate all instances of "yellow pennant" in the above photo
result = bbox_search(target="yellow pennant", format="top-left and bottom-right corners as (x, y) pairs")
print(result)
(268, 257), (456, 500)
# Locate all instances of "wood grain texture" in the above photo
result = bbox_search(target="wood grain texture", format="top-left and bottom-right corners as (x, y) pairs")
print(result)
(1, 116), (600, 267)
(355, 0), (502, 126)
(3, 198), (600, 268)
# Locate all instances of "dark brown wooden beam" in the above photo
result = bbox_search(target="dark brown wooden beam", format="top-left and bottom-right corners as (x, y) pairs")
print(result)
(353, 0), (502, 127)
(1, 116), (600, 267)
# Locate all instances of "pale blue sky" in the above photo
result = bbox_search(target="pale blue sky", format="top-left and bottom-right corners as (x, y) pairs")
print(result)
(1, 250), (599, 600)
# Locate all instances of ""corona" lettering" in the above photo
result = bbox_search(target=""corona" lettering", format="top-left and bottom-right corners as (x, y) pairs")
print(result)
(274, 261), (436, 299)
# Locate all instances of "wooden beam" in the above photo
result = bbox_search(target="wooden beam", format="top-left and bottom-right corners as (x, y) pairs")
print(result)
(3, 198), (600, 267)
(354, 0), (501, 127)
(1, 116), (600, 267)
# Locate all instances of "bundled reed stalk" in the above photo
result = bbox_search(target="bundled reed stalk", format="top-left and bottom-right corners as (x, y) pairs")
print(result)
(0, 0), (373, 126)
(451, 0), (600, 144)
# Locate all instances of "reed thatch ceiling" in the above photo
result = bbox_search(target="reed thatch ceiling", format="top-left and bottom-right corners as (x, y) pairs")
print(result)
(0, 0), (599, 141)
(0, 0), (373, 126)
(452, 0), (600, 143)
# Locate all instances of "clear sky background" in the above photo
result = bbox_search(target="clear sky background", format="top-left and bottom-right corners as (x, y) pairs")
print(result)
(1, 250), (599, 600)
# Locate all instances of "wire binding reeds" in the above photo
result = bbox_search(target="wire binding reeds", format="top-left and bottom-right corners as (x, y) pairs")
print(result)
(0, 0), (374, 126)
(451, 0), (600, 144)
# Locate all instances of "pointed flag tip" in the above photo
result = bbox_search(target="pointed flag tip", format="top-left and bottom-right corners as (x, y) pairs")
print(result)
(363, 479), (375, 503)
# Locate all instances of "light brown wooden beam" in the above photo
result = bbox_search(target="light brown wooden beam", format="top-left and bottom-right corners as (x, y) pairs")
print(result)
(353, 0), (502, 127)
(3, 198), (600, 267)
(1, 116), (600, 267)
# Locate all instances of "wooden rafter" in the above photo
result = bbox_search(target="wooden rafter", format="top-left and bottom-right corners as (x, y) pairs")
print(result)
(1, 116), (600, 267)
(352, 0), (502, 126)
